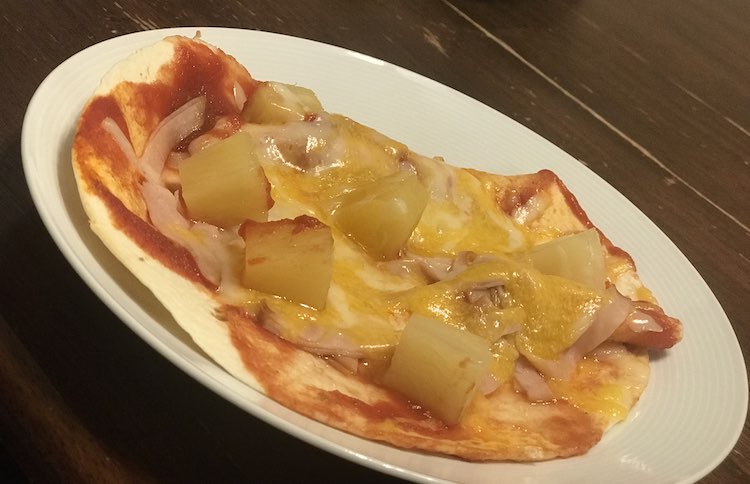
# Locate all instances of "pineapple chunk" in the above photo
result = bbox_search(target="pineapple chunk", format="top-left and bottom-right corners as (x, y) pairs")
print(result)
(383, 314), (492, 426)
(332, 171), (428, 260)
(241, 216), (333, 309)
(527, 228), (606, 289)
(180, 132), (272, 228)
(242, 81), (323, 124)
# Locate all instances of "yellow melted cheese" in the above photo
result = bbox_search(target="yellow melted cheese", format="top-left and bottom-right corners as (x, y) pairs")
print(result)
(215, 113), (610, 392)
(548, 349), (649, 421)
(392, 259), (606, 361)
(410, 170), (528, 255)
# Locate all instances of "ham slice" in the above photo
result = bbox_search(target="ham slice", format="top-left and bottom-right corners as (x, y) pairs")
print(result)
(528, 287), (633, 380)
(514, 357), (554, 402)
(257, 305), (368, 359)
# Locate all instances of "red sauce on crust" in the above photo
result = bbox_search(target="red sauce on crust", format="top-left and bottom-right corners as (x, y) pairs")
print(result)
(223, 306), (470, 438)
(224, 305), (298, 366)
(74, 96), (135, 181)
(549, 174), (638, 267)
(148, 40), (258, 137)
(493, 170), (637, 267)
(74, 36), (258, 291)
(495, 169), (592, 231)
(88, 177), (211, 288)
(597, 229), (636, 267)
(547, 170), (592, 229)
(224, 305), (414, 417)
(223, 304), (607, 455)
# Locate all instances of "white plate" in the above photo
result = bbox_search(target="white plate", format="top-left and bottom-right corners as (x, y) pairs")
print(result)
(22, 27), (747, 483)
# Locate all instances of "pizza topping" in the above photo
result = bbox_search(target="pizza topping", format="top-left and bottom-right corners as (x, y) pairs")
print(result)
(331, 171), (428, 260)
(408, 153), (455, 201)
(162, 151), (189, 190)
(610, 301), (681, 348)
(258, 305), (368, 358)
(101, 117), (138, 168)
(131, 91), (638, 404)
(526, 228), (606, 290)
(504, 274), (603, 362)
(511, 190), (551, 225)
(382, 314), (492, 426)
(139, 96), (207, 183)
(513, 356), (554, 402)
(233, 80), (247, 112)
(548, 342), (649, 422)
(180, 131), (273, 227)
(241, 216), (334, 309)
(465, 279), (506, 306)
(526, 287), (633, 379)
(382, 250), (492, 284)
(327, 355), (360, 374)
(424, 251), (482, 282)
(410, 169), (528, 255)
(473, 306), (525, 342)
(141, 180), (190, 232)
(625, 308), (663, 333)
(478, 372), (501, 396)
(141, 181), (240, 286)
(241, 116), (341, 176)
(187, 115), (244, 155)
(298, 330), (368, 359)
(242, 81), (324, 125)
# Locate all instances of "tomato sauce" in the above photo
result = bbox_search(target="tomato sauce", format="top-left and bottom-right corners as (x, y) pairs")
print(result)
(74, 37), (258, 290)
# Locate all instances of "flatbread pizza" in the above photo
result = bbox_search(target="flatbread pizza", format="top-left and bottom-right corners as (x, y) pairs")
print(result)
(72, 34), (682, 461)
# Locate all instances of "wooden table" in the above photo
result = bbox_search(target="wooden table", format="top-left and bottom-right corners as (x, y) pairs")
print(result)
(1, 1), (748, 482)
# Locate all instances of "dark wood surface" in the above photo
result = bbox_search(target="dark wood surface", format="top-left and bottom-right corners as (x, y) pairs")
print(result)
(1, 1), (748, 482)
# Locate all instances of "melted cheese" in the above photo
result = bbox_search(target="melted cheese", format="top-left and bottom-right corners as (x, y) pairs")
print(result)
(392, 260), (605, 369)
(410, 164), (527, 256)
(548, 347), (649, 421)
(185, 112), (609, 383)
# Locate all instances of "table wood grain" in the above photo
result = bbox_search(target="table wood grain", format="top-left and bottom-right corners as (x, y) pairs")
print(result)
(1, 1), (747, 482)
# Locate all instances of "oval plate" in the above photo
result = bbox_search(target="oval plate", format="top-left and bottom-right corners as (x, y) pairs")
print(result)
(22, 27), (747, 483)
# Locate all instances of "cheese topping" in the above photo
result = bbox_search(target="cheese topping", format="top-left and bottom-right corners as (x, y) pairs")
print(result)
(176, 113), (608, 387)
(138, 98), (630, 418)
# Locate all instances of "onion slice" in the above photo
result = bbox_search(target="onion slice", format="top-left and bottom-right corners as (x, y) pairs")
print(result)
(296, 332), (368, 359)
(140, 181), (237, 286)
(139, 96), (207, 183)
(258, 308), (368, 359)
(101, 117), (138, 166)
(478, 372), (501, 396)
(140, 181), (190, 232)
(233, 81), (247, 111)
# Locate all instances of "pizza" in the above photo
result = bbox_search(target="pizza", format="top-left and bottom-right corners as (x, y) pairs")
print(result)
(72, 33), (682, 461)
